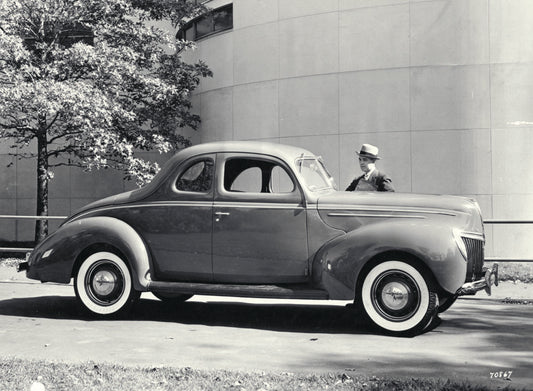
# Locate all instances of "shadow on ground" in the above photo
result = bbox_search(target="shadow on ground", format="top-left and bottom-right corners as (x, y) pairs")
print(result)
(1, 295), (532, 342)
(0, 295), (378, 334)
(1, 295), (533, 387)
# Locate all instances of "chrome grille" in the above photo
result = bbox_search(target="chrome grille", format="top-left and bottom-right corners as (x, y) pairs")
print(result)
(462, 237), (484, 282)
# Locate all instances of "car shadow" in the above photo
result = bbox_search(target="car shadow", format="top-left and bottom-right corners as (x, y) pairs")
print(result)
(0, 295), (379, 334)
(134, 298), (374, 334)
(0, 295), (80, 320)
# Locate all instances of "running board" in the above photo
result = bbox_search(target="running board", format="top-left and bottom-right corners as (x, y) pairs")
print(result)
(148, 281), (329, 300)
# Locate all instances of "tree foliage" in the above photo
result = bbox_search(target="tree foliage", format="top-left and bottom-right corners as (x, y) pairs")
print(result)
(0, 0), (211, 240)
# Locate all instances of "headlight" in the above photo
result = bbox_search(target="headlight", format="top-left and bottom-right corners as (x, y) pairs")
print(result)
(453, 229), (468, 261)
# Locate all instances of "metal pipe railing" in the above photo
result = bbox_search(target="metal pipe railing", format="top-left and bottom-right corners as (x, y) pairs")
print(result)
(483, 219), (533, 263)
(0, 216), (532, 260)
(485, 257), (533, 263)
(0, 215), (67, 253)
(1, 247), (34, 252)
(484, 219), (533, 224)
(0, 215), (67, 220)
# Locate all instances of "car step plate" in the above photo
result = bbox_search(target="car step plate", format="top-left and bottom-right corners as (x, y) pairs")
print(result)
(149, 281), (329, 300)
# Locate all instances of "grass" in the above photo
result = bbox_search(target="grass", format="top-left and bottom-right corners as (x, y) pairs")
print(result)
(0, 358), (524, 391)
(0, 257), (25, 268)
(0, 257), (529, 390)
(498, 262), (533, 283)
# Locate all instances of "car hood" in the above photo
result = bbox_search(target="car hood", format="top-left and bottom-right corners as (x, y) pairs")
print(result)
(318, 191), (477, 213)
(317, 191), (483, 233)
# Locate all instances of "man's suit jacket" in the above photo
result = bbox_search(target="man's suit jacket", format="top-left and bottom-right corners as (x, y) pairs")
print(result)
(345, 169), (395, 192)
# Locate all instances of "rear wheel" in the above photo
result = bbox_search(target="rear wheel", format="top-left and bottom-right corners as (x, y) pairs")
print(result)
(74, 251), (140, 317)
(358, 260), (438, 336)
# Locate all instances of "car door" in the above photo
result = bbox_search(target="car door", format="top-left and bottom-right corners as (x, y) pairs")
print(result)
(212, 153), (309, 284)
(135, 154), (215, 282)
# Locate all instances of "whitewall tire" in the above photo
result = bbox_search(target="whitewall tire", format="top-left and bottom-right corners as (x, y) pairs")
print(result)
(359, 260), (437, 336)
(74, 251), (139, 317)
(438, 294), (457, 313)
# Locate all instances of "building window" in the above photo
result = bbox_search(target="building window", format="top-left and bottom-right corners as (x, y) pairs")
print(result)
(176, 4), (233, 41)
(24, 23), (93, 52)
(58, 25), (94, 47)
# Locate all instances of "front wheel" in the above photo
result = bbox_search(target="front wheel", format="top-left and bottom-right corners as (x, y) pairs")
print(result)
(358, 260), (438, 336)
(438, 294), (458, 313)
(74, 251), (140, 317)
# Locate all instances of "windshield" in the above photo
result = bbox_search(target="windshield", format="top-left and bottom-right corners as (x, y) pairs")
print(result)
(296, 157), (337, 192)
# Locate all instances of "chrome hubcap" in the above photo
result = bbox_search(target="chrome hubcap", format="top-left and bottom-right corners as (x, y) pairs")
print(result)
(85, 260), (125, 306)
(92, 270), (117, 296)
(381, 282), (410, 310)
(371, 270), (421, 322)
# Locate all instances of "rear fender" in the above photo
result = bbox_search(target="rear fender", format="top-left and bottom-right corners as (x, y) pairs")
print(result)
(27, 216), (151, 291)
(311, 220), (467, 299)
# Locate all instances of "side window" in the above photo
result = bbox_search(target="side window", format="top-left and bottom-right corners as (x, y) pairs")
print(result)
(176, 160), (213, 192)
(224, 158), (296, 194)
(270, 165), (295, 193)
(230, 167), (262, 192)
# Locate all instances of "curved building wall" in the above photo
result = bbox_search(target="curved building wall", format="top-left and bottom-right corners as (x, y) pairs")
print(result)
(183, 0), (533, 259)
(1, 0), (532, 259)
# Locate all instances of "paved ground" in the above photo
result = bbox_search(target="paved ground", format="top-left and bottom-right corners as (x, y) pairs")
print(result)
(1, 266), (533, 389)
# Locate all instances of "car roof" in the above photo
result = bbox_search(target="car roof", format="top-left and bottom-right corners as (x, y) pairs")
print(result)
(175, 140), (315, 162)
(141, 141), (317, 195)
(72, 141), (320, 216)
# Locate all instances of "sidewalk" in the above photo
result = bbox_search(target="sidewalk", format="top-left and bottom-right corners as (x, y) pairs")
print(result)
(1, 264), (531, 302)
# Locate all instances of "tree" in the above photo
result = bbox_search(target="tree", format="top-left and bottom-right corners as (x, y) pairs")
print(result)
(0, 0), (212, 242)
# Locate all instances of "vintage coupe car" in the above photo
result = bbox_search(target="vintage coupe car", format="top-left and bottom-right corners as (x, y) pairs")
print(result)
(19, 141), (498, 336)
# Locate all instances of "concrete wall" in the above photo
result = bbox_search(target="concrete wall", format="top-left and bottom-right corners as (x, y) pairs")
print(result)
(1, 0), (532, 259)
(182, 0), (533, 259)
(0, 144), (166, 242)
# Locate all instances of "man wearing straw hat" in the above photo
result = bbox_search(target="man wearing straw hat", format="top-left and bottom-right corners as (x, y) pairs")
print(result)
(345, 143), (395, 192)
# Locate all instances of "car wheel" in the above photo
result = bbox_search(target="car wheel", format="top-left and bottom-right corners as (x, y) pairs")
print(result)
(152, 291), (192, 304)
(74, 251), (140, 317)
(359, 260), (438, 336)
(438, 294), (458, 313)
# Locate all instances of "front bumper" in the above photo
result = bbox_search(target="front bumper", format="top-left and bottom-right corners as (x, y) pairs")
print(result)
(456, 263), (499, 296)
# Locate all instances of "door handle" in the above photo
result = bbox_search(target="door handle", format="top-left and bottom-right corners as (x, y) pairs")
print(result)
(215, 211), (230, 222)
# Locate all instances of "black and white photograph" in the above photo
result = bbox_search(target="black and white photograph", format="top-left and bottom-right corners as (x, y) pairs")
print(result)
(1, 1), (532, 390)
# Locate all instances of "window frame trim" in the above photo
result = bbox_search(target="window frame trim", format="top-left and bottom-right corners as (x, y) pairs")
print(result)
(170, 154), (216, 199)
(215, 152), (305, 205)
(176, 3), (233, 42)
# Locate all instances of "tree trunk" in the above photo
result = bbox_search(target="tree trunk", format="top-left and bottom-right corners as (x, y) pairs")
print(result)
(35, 116), (49, 243)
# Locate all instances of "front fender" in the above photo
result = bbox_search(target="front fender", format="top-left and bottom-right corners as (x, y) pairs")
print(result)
(312, 220), (467, 299)
(27, 216), (151, 291)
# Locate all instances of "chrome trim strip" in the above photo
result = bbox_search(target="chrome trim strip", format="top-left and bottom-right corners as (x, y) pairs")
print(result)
(70, 201), (214, 221)
(327, 212), (426, 219)
(461, 231), (485, 240)
(146, 201), (214, 207)
(71, 201), (305, 221)
(214, 202), (305, 210)
(74, 201), (458, 219)
(320, 204), (457, 217)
